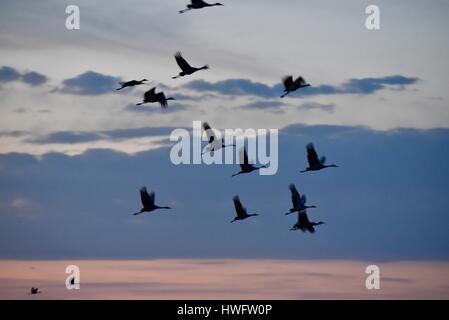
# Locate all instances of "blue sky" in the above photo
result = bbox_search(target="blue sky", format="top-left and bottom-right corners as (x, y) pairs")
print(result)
(0, 1), (448, 260)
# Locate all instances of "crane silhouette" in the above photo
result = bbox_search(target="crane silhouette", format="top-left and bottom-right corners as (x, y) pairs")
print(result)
(179, 0), (224, 14)
(30, 287), (41, 295)
(285, 183), (316, 215)
(232, 148), (266, 177)
(230, 196), (258, 223)
(301, 143), (338, 172)
(136, 87), (175, 108)
(290, 211), (324, 233)
(202, 121), (235, 154)
(116, 79), (148, 90)
(172, 51), (209, 79)
(133, 187), (171, 215)
(280, 75), (311, 98)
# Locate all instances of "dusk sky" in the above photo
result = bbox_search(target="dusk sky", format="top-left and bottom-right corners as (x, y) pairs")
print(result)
(0, 1), (448, 299)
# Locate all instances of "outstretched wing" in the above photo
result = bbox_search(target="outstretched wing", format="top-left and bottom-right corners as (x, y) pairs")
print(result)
(155, 92), (168, 108)
(242, 148), (249, 164)
(202, 122), (215, 143)
(300, 194), (306, 206)
(298, 211), (310, 227)
(233, 196), (246, 218)
(282, 76), (293, 89)
(144, 87), (156, 100)
(296, 76), (307, 86)
(174, 51), (192, 71)
(289, 184), (301, 208)
(140, 187), (154, 207)
(320, 156), (326, 165)
(192, 0), (207, 6)
(306, 143), (320, 167)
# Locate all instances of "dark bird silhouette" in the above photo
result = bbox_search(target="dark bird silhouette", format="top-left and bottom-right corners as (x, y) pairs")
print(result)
(290, 211), (324, 233)
(232, 148), (266, 177)
(230, 196), (258, 223)
(30, 287), (41, 295)
(285, 183), (316, 215)
(172, 51), (209, 79)
(301, 143), (338, 172)
(179, 0), (224, 14)
(136, 87), (175, 108)
(116, 79), (148, 90)
(202, 121), (235, 154)
(133, 187), (171, 215)
(280, 75), (311, 98)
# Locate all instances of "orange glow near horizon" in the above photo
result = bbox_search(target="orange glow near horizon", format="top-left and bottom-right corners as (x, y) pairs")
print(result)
(1, 259), (448, 299)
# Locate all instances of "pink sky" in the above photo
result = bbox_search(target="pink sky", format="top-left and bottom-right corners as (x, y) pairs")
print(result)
(1, 259), (448, 299)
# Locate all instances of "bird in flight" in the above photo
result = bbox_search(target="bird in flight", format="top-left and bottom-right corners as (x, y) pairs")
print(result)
(300, 143), (338, 173)
(179, 0), (224, 14)
(136, 87), (175, 108)
(116, 79), (148, 90)
(230, 196), (259, 223)
(172, 51), (209, 79)
(30, 287), (42, 295)
(232, 148), (266, 177)
(280, 75), (311, 98)
(285, 184), (316, 215)
(133, 187), (171, 215)
(202, 121), (235, 154)
(290, 211), (324, 233)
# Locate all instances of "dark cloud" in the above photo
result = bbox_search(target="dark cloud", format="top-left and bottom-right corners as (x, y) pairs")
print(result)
(27, 131), (103, 144)
(21, 71), (48, 86)
(0, 124), (448, 259)
(298, 102), (335, 113)
(101, 126), (181, 140)
(240, 100), (334, 113)
(0, 130), (30, 138)
(58, 71), (121, 95)
(184, 79), (281, 98)
(240, 100), (287, 110)
(0, 66), (21, 82)
(0, 66), (48, 86)
(26, 126), (181, 144)
(182, 75), (419, 98)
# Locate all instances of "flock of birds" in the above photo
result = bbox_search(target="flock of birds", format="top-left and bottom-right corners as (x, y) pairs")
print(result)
(133, 141), (337, 232)
(113, 0), (335, 232)
(28, 0), (335, 295)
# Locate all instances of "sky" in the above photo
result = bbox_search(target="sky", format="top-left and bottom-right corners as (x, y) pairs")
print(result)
(0, 0), (449, 299)
(1, 260), (449, 299)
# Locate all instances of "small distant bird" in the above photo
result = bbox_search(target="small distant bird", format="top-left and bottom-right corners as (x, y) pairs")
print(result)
(136, 87), (175, 108)
(116, 79), (148, 90)
(179, 0), (224, 14)
(172, 51), (209, 79)
(133, 187), (171, 215)
(290, 211), (324, 233)
(30, 287), (41, 295)
(285, 184), (316, 215)
(301, 143), (338, 173)
(230, 196), (258, 223)
(280, 75), (311, 98)
(202, 121), (235, 154)
(232, 148), (266, 177)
